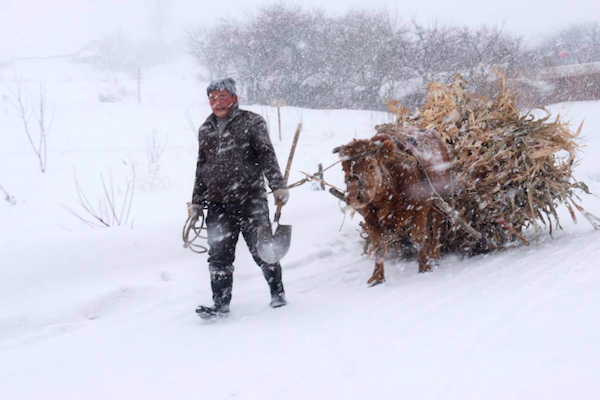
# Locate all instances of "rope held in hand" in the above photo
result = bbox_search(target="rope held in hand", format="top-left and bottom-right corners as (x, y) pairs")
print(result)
(182, 208), (208, 254)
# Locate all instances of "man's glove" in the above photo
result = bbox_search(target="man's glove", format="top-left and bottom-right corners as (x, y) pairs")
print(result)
(187, 202), (203, 217)
(273, 188), (290, 206)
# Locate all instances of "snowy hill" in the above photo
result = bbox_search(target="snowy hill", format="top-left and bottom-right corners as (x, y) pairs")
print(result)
(1, 57), (600, 400)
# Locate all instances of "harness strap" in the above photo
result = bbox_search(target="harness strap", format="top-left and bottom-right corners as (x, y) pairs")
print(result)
(384, 134), (417, 154)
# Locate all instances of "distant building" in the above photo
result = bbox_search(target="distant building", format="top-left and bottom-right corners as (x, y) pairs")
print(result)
(541, 62), (600, 103)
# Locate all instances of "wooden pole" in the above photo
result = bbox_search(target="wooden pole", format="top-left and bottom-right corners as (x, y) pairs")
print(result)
(137, 67), (141, 104)
(283, 123), (302, 183)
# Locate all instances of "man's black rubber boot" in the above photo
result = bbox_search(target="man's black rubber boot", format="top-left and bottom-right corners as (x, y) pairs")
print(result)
(196, 272), (233, 319)
(196, 304), (230, 320)
(270, 292), (287, 308)
(264, 265), (287, 308)
(211, 272), (233, 308)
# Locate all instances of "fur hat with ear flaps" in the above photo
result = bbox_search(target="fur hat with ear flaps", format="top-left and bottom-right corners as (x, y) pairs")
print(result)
(206, 78), (237, 97)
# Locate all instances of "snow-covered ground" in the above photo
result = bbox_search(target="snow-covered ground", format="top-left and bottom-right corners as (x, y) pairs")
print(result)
(1, 56), (600, 400)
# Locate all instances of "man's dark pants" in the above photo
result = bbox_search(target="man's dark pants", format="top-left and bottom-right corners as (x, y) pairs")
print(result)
(206, 198), (284, 308)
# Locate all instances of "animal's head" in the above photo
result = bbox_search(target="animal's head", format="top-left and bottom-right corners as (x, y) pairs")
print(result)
(333, 139), (387, 209)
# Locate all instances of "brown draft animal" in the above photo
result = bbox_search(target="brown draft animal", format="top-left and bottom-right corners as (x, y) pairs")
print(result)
(334, 126), (453, 285)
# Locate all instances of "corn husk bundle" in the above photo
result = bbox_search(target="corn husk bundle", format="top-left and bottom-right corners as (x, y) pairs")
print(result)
(381, 74), (598, 254)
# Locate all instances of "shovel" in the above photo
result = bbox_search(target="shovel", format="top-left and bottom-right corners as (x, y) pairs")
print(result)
(256, 123), (302, 264)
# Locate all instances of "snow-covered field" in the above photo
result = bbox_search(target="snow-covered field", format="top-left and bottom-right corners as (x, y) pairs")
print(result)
(1, 56), (600, 400)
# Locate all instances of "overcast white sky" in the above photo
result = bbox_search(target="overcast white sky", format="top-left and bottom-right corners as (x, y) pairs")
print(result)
(1, 0), (599, 62)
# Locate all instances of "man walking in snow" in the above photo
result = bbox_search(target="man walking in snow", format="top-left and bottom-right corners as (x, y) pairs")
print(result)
(189, 78), (289, 319)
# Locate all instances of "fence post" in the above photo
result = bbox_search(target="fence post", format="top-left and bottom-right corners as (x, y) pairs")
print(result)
(270, 99), (287, 141)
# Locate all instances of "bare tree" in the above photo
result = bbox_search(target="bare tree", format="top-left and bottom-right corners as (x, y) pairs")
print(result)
(329, 10), (413, 109)
(186, 24), (236, 81)
(186, 5), (527, 111)
(405, 21), (525, 107)
(8, 73), (53, 173)
(454, 26), (523, 97)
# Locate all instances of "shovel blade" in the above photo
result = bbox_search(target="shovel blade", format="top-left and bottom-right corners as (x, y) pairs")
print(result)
(256, 224), (292, 264)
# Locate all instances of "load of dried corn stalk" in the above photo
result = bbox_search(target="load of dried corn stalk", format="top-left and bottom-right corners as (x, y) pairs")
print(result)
(380, 73), (599, 254)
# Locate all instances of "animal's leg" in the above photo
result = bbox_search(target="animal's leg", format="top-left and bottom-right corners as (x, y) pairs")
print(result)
(367, 244), (387, 286)
(367, 259), (385, 286)
(411, 204), (433, 273)
(430, 211), (442, 262)
(364, 221), (387, 285)
(423, 211), (442, 271)
(418, 248), (433, 273)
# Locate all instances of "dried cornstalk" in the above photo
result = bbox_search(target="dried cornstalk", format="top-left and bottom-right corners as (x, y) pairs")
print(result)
(379, 72), (597, 254)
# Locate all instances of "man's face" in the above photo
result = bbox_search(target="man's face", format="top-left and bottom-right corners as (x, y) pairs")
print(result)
(209, 90), (237, 119)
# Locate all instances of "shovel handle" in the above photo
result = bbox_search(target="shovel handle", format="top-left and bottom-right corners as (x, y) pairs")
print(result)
(283, 123), (302, 184)
(274, 200), (283, 223)
(273, 123), (301, 225)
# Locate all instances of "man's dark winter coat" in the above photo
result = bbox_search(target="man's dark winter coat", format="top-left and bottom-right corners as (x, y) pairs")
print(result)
(192, 103), (286, 204)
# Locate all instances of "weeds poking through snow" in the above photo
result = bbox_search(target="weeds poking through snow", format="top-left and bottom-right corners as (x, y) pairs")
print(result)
(136, 130), (170, 192)
(0, 184), (16, 206)
(63, 165), (136, 228)
(185, 109), (197, 137)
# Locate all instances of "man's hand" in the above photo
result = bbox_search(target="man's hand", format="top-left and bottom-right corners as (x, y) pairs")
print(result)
(273, 188), (290, 206)
(187, 202), (203, 217)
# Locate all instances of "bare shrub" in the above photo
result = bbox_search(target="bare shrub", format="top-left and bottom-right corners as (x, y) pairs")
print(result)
(98, 84), (132, 103)
(64, 165), (136, 228)
(98, 92), (120, 103)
